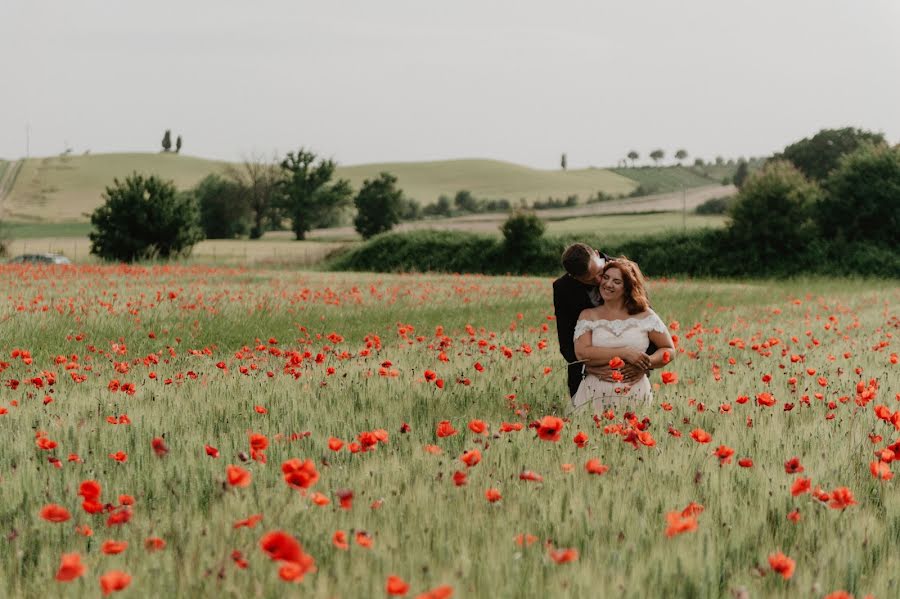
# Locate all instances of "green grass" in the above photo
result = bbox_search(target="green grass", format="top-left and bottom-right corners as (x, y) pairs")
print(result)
(0, 159), (9, 184)
(610, 165), (729, 194)
(0, 268), (897, 598)
(545, 212), (728, 240)
(2, 221), (93, 239)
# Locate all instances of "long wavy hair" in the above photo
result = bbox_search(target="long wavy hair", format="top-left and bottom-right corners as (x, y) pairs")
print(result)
(602, 258), (649, 315)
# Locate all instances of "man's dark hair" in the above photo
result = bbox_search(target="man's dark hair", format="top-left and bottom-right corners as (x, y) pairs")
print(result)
(561, 243), (595, 277)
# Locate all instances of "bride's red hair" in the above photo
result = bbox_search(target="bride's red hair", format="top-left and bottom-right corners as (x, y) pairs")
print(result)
(602, 258), (649, 315)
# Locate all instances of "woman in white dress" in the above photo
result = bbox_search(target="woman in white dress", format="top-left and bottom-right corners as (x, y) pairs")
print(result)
(571, 258), (676, 413)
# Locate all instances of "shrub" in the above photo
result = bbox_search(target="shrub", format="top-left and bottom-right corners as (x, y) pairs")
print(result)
(695, 196), (735, 215)
(89, 173), (204, 262)
(727, 161), (821, 271)
(353, 172), (404, 239)
(819, 144), (900, 247)
(500, 211), (545, 257)
(192, 174), (249, 239)
(773, 127), (886, 182)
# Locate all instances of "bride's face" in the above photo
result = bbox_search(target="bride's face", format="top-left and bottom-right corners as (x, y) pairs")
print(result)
(599, 268), (625, 301)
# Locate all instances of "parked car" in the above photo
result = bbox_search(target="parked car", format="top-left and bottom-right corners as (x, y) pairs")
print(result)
(7, 253), (72, 265)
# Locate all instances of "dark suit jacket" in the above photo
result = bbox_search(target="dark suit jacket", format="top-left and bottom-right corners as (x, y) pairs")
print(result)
(552, 261), (658, 398)
(553, 273), (599, 398)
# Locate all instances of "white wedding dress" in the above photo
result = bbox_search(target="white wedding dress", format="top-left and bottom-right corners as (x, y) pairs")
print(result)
(570, 310), (667, 413)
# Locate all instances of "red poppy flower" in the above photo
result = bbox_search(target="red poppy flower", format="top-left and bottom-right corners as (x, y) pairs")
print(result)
(328, 437), (344, 451)
(689, 429), (712, 444)
(108, 451), (128, 463)
(485, 488), (502, 503)
(151, 437), (168, 457)
(585, 459), (608, 475)
(660, 371), (677, 385)
(99, 570), (131, 595)
(786, 510), (801, 523)
(281, 458), (319, 490)
(573, 431), (588, 448)
(415, 585), (454, 599)
(205, 444), (220, 458)
(768, 552), (795, 579)
(536, 416), (564, 442)
(519, 470), (543, 483)
(40, 504), (71, 523)
(738, 458), (754, 468)
(234, 514), (263, 528)
(784, 457), (804, 474)
(79, 480), (102, 502)
(870, 460), (893, 480)
(355, 531), (373, 548)
(664, 512), (697, 537)
(55, 552), (86, 582)
(101, 540), (128, 555)
(828, 487), (856, 510)
(548, 547), (579, 563)
(333, 530), (349, 550)
(713, 445), (734, 464)
(452, 470), (467, 486)
(461, 449), (481, 468)
(144, 537), (166, 551)
(435, 420), (458, 438)
(468, 419), (488, 434)
(226, 465), (252, 487)
(386, 575), (410, 596)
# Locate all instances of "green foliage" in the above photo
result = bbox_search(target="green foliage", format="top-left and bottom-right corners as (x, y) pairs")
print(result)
(649, 149), (665, 165)
(89, 173), (203, 262)
(695, 196), (735, 215)
(500, 211), (545, 256)
(675, 149), (688, 163)
(773, 127), (886, 181)
(727, 161), (822, 269)
(612, 166), (721, 195)
(453, 190), (478, 212)
(561, 153), (567, 171)
(191, 174), (249, 239)
(279, 149), (353, 240)
(353, 172), (404, 239)
(175, 135), (182, 154)
(399, 197), (422, 220)
(819, 144), (900, 247)
(161, 130), (172, 152)
(627, 150), (639, 167)
(424, 195), (453, 217)
(732, 160), (749, 188)
(224, 159), (282, 239)
(329, 230), (499, 273)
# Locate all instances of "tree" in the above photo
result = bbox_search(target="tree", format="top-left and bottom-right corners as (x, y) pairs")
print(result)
(175, 135), (182, 154)
(627, 150), (639, 167)
(773, 127), (886, 182)
(225, 157), (282, 239)
(649, 149), (665, 165)
(693, 158), (705, 167)
(279, 149), (353, 240)
(715, 156), (724, 166)
(732, 159), (750, 189)
(561, 153), (567, 171)
(89, 173), (203, 262)
(353, 172), (404, 239)
(192, 173), (249, 239)
(819, 143), (900, 246)
(500, 211), (545, 260)
(453, 190), (479, 213)
(675, 149), (688, 165)
(727, 161), (821, 266)
(161, 130), (172, 153)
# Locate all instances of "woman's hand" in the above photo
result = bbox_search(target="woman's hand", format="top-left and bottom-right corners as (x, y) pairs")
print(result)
(618, 347), (651, 370)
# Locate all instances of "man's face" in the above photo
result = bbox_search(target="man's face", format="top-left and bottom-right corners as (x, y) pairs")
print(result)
(574, 253), (605, 286)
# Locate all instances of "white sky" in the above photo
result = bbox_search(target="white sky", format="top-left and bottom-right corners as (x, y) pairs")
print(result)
(1, 0), (898, 168)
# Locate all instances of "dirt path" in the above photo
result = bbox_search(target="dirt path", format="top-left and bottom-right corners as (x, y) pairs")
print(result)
(308, 184), (736, 238)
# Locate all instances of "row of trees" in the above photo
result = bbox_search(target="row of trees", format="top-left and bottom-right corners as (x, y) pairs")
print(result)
(623, 149), (689, 167)
(89, 148), (407, 261)
(161, 130), (183, 153)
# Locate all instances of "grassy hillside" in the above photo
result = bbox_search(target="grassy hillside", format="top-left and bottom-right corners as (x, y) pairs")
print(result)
(4, 153), (229, 222)
(0, 160), (8, 183)
(609, 165), (728, 194)
(337, 159), (638, 205)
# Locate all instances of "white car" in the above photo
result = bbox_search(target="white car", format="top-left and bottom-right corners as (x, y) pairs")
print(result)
(7, 253), (72, 265)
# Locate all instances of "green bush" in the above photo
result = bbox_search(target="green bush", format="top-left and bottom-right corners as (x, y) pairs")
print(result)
(192, 174), (249, 239)
(694, 196), (735, 215)
(819, 144), (900, 247)
(773, 127), (886, 182)
(353, 172), (404, 239)
(89, 173), (204, 262)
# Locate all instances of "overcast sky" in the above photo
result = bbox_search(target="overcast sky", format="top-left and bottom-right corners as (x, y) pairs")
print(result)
(2, 0), (898, 168)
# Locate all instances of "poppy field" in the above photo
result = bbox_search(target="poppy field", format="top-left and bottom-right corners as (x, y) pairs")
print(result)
(0, 264), (898, 598)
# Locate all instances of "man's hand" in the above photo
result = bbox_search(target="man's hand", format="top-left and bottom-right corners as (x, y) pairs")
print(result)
(586, 363), (647, 384)
(619, 347), (652, 370)
(619, 363), (648, 384)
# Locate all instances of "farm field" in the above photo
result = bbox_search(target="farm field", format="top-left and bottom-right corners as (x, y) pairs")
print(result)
(609, 166), (723, 194)
(544, 212), (727, 239)
(0, 153), (736, 224)
(0, 266), (897, 598)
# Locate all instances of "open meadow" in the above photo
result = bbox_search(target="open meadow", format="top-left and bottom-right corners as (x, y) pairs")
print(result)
(0, 265), (897, 598)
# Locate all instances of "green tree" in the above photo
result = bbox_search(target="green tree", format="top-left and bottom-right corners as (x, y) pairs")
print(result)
(561, 153), (567, 171)
(693, 158), (705, 167)
(225, 157), (282, 239)
(192, 173), (249, 239)
(453, 190), (479, 213)
(175, 135), (182, 154)
(279, 149), (353, 240)
(89, 173), (203, 262)
(675, 149), (688, 165)
(161, 130), (172, 153)
(732, 159), (750, 188)
(773, 127), (886, 182)
(627, 150), (639, 167)
(728, 161), (821, 266)
(819, 143), (900, 246)
(500, 211), (545, 257)
(353, 172), (404, 239)
(650, 149), (664, 165)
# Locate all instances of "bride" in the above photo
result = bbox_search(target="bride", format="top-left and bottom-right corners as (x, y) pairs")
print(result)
(571, 258), (676, 413)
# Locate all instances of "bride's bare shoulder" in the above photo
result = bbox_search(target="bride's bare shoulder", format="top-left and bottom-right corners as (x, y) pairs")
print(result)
(578, 307), (604, 320)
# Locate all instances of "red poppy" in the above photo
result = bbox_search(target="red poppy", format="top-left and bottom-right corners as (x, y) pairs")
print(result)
(548, 547), (579, 563)
(608, 356), (625, 369)
(99, 570), (132, 595)
(573, 431), (588, 448)
(144, 537), (166, 551)
(101, 540), (128, 555)
(585, 459), (608, 475)
(452, 470), (467, 486)
(205, 444), (220, 458)
(786, 510), (801, 523)
(386, 575), (410, 596)
(310, 492), (330, 506)
(435, 420), (458, 438)
(234, 514), (263, 528)
(870, 461), (893, 480)
(468, 419), (488, 434)
(499, 422), (523, 433)
(55, 553), (86, 582)
(327, 437), (344, 451)
(756, 392), (776, 407)
(768, 552), (795, 579)
(784, 457), (804, 474)
(151, 437), (169, 457)
(664, 511), (697, 537)
(281, 458), (319, 490)
(355, 531), (373, 548)
(108, 451), (128, 463)
(660, 371), (677, 385)
(737, 457), (753, 468)
(332, 530), (349, 550)
(79, 480), (102, 502)
(226, 465), (252, 487)
(828, 487), (856, 510)
(415, 585), (454, 599)
(485, 488), (502, 503)
(536, 416), (564, 442)
(713, 445), (734, 465)
(519, 470), (543, 483)
(40, 504), (71, 523)
(461, 449), (481, 468)
(689, 429), (712, 444)
(336, 489), (354, 510)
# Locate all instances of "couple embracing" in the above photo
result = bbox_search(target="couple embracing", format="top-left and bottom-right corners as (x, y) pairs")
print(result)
(552, 243), (676, 414)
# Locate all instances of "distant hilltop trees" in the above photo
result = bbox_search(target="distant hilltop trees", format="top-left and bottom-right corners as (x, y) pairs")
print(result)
(161, 130), (183, 154)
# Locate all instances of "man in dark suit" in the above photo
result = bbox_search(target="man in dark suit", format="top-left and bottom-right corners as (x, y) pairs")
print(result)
(552, 243), (651, 397)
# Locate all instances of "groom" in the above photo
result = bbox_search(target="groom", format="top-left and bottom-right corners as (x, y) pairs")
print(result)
(552, 243), (650, 397)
